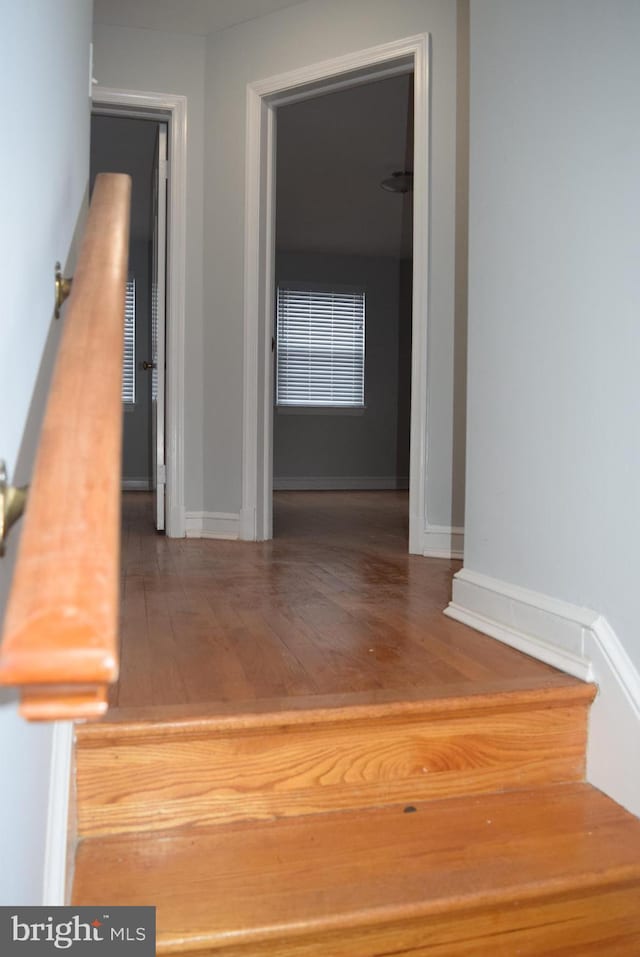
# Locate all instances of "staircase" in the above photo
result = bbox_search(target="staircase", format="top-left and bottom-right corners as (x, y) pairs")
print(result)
(72, 676), (640, 954)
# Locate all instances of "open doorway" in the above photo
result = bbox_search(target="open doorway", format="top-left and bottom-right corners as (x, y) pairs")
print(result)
(272, 74), (413, 542)
(90, 113), (168, 531)
(241, 35), (430, 554)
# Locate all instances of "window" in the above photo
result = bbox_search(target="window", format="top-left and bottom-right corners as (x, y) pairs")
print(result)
(276, 286), (365, 408)
(122, 277), (136, 405)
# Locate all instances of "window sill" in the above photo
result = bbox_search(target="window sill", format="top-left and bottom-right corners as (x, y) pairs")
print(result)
(276, 405), (366, 416)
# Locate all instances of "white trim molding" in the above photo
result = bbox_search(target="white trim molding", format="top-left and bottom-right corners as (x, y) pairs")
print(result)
(273, 476), (409, 491)
(445, 568), (640, 817)
(92, 87), (188, 538)
(445, 569), (594, 679)
(422, 524), (464, 560)
(586, 616), (640, 818)
(185, 511), (240, 540)
(42, 721), (74, 905)
(242, 35), (431, 551)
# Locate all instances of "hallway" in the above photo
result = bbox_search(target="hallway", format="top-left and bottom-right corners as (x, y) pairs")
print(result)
(112, 491), (571, 715)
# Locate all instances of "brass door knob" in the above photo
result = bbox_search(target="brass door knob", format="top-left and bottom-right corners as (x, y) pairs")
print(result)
(142, 361), (156, 370)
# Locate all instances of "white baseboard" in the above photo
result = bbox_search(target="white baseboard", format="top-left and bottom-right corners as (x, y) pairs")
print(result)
(422, 524), (464, 559)
(585, 616), (640, 818)
(122, 478), (152, 491)
(166, 502), (186, 539)
(185, 511), (240, 540)
(42, 721), (73, 905)
(445, 567), (640, 817)
(273, 475), (409, 491)
(445, 569), (594, 679)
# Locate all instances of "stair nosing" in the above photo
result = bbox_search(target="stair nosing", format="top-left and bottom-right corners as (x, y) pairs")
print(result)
(78, 680), (596, 744)
(153, 863), (640, 954)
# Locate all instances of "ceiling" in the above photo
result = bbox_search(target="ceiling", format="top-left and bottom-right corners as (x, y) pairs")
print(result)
(276, 74), (413, 258)
(93, 0), (310, 36)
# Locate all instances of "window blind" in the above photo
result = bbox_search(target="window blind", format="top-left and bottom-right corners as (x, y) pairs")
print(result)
(122, 278), (136, 405)
(276, 286), (365, 407)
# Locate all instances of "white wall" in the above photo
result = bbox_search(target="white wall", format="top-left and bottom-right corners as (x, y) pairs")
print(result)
(0, 0), (93, 903)
(92, 24), (206, 511)
(465, 0), (640, 673)
(203, 0), (464, 528)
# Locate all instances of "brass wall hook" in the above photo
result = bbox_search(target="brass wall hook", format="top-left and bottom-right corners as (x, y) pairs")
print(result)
(0, 461), (28, 557)
(54, 262), (73, 319)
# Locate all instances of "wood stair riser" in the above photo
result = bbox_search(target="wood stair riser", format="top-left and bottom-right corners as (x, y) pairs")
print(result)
(76, 697), (590, 837)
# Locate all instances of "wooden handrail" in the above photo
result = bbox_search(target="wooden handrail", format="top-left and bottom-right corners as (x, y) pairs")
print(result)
(0, 173), (132, 720)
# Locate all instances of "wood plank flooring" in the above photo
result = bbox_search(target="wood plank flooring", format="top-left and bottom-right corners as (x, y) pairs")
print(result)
(112, 492), (570, 713)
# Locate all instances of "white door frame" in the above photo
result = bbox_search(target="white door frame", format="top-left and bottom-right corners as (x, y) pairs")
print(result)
(92, 87), (187, 538)
(151, 123), (168, 531)
(241, 34), (430, 553)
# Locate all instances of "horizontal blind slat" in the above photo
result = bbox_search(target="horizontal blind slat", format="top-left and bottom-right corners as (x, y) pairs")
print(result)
(276, 286), (365, 407)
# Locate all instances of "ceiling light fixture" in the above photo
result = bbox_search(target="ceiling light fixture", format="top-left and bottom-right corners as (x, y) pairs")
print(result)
(380, 170), (413, 194)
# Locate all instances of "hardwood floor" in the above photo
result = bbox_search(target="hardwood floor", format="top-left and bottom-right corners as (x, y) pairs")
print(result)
(112, 491), (568, 713)
(73, 493), (640, 953)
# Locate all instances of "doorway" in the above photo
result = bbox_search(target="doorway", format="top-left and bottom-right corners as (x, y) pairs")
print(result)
(90, 114), (167, 531)
(272, 74), (413, 541)
(91, 87), (188, 539)
(241, 35), (430, 554)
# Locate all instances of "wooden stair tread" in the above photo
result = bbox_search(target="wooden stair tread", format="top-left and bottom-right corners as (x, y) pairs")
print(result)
(73, 783), (640, 953)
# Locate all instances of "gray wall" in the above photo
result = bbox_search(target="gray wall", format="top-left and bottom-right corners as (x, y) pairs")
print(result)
(0, 0), (93, 904)
(202, 0), (461, 525)
(93, 0), (467, 533)
(90, 115), (158, 485)
(465, 0), (640, 672)
(275, 74), (413, 257)
(274, 253), (410, 485)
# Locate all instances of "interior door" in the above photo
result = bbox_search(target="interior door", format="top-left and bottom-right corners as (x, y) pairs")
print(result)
(151, 124), (168, 530)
